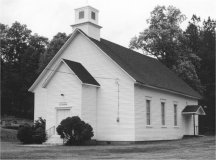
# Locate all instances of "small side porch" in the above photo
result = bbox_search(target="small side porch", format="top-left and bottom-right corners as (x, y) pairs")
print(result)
(182, 105), (206, 136)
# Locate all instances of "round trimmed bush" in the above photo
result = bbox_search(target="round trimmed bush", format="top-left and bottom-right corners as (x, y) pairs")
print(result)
(56, 116), (94, 145)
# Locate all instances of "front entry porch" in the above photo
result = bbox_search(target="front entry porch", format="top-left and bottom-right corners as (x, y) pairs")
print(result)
(45, 107), (72, 145)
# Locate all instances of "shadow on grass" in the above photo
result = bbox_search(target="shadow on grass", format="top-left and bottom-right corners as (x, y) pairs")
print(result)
(107, 146), (176, 154)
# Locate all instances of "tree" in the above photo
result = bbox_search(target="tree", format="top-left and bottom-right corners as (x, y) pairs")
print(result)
(0, 22), (69, 118)
(129, 5), (203, 93)
(184, 16), (216, 133)
(1, 22), (48, 118)
(38, 32), (70, 73)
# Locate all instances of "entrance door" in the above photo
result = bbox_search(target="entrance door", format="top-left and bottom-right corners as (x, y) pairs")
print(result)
(56, 108), (71, 125)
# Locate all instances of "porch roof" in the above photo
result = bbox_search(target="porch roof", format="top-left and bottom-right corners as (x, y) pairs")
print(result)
(63, 59), (100, 87)
(182, 105), (206, 115)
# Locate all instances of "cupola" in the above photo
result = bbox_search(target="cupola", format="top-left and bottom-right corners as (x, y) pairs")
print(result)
(71, 6), (102, 41)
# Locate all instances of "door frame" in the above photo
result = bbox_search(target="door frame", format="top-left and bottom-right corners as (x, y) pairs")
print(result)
(55, 107), (72, 134)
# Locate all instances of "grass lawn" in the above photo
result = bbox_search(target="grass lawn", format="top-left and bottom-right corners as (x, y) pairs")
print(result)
(0, 134), (215, 160)
(0, 128), (19, 142)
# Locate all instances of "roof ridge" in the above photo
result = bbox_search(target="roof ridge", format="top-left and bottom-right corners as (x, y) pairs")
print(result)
(78, 28), (156, 61)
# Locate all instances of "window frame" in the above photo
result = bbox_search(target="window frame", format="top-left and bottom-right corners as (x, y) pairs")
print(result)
(174, 104), (178, 126)
(146, 99), (151, 126)
(161, 102), (166, 126)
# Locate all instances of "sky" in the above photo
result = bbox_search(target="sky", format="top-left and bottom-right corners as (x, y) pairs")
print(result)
(1, 0), (215, 47)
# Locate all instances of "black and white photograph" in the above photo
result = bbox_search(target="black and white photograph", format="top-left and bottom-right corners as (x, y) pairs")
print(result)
(0, 0), (215, 159)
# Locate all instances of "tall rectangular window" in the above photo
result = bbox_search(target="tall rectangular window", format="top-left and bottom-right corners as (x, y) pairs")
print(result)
(174, 104), (177, 126)
(146, 100), (151, 125)
(79, 11), (84, 19)
(161, 102), (165, 125)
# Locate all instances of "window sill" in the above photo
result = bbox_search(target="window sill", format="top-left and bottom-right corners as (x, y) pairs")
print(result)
(161, 126), (167, 128)
(146, 125), (153, 128)
(173, 126), (180, 128)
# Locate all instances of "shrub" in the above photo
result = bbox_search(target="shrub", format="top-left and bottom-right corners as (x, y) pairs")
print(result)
(32, 117), (47, 143)
(17, 117), (47, 144)
(17, 123), (33, 144)
(56, 116), (94, 145)
(34, 117), (46, 130)
(32, 127), (47, 144)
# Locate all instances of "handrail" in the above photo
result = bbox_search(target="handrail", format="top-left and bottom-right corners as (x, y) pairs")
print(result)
(46, 126), (55, 138)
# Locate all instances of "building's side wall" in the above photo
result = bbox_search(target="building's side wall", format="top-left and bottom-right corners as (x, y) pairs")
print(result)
(33, 33), (135, 141)
(134, 85), (198, 141)
(81, 85), (97, 139)
(34, 89), (47, 121)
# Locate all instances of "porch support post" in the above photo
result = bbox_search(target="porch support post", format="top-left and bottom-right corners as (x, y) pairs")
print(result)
(193, 113), (195, 136)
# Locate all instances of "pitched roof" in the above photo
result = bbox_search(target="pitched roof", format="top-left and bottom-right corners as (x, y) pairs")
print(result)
(182, 105), (206, 115)
(78, 30), (201, 98)
(63, 59), (100, 86)
(29, 28), (201, 99)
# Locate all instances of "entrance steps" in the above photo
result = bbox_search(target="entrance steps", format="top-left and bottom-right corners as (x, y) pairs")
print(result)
(44, 135), (63, 145)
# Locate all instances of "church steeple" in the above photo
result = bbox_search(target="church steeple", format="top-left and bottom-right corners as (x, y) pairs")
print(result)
(71, 6), (102, 41)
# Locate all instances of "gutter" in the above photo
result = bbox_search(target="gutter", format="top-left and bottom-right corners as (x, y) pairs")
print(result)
(135, 82), (202, 100)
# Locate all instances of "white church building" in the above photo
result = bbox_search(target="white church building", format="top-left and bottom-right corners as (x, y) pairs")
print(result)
(29, 6), (205, 144)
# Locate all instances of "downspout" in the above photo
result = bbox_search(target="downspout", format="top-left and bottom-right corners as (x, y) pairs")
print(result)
(115, 79), (120, 122)
(193, 113), (195, 136)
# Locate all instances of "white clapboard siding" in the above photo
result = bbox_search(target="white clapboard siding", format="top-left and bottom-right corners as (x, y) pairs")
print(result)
(45, 63), (82, 129)
(81, 85), (97, 139)
(64, 34), (135, 141)
(34, 33), (135, 141)
(134, 85), (198, 141)
(34, 89), (47, 121)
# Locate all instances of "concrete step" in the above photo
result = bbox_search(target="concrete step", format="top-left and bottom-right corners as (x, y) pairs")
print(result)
(44, 135), (63, 145)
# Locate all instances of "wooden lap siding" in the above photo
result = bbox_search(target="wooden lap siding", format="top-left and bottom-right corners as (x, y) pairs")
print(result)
(64, 34), (135, 141)
(45, 63), (82, 130)
(81, 85), (97, 139)
(134, 85), (198, 141)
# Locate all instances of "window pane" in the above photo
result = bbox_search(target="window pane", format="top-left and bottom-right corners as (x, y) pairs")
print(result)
(91, 11), (95, 20)
(161, 102), (165, 125)
(146, 100), (151, 125)
(174, 104), (177, 126)
(79, 11), (84, 19)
